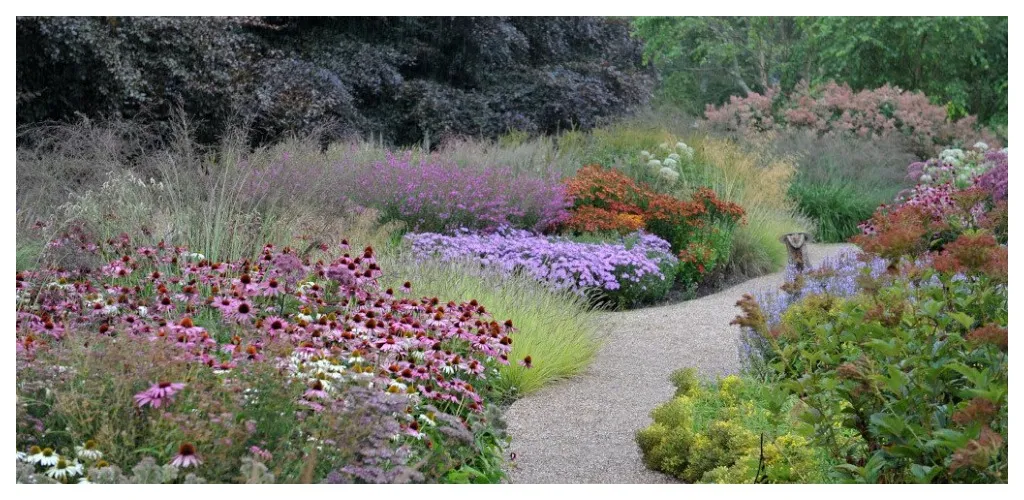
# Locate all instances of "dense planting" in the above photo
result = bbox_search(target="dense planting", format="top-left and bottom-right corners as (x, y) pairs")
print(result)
(16, 235), (526, 483)
(640, 141), (1009, 483)
(705, 81), (1001, 156)
(406, 230), (677, 309)
(637, 369), (833, 483)
(564, 164), (745, 285)
(342, 152), (572, 233)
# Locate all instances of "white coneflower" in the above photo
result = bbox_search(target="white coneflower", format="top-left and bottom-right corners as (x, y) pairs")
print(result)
(45, 458), (83, 480)
(418, 413), (436, 427)
(75, 440), (103, 461)
(30, 447), (60, 466)
(16, 450), (27, 462)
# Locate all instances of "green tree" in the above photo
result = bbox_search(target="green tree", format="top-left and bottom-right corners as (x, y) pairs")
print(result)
(796, 16), (1005, 125)
(632, 16), (806, 113)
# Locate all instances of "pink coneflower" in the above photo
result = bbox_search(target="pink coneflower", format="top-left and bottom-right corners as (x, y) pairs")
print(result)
(376, 335), (403, 352)
(134, 381), (186, 408)
(170, 443), (202, 468)
(259, 278), (282, 297)
(518, 355), (533, 368)
(304, 379), (329, 400)
(155, 295), (175, 313)
(263, 315), (289, 335)
(227, 300), (254, 323)
(400, 281), (412, 294)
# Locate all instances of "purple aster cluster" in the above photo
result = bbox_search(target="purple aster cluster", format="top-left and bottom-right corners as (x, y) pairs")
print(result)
(405, 229), (677, 296)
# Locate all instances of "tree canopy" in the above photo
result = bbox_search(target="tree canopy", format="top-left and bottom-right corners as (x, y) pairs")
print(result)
(17, 16), (653, 145)
(633, 16), (1007, 126)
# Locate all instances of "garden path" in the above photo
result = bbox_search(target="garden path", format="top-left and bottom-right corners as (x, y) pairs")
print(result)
(503, 243), (856, 483)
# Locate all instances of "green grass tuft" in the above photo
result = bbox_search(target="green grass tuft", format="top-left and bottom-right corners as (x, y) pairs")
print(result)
(379, 256), (601, 400)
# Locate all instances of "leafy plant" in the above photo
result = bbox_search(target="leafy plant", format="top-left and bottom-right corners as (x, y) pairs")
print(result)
(636, 369), (835, 483)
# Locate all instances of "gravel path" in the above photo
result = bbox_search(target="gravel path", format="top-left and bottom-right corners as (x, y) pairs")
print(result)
(504, 243), (856, 483)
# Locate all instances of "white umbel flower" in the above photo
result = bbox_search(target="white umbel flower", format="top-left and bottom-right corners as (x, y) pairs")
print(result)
(658, 167), (680, 183)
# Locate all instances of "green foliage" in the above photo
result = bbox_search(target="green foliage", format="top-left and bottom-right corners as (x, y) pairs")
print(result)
(634, 16), (1007, 125)
(764, 270), (1008, 483)
(379, 256), (600, 399)
(769, 131), (913, 242)
(637, 372), (835, 483)
(789, 181), (879, 243)
(633, 17), (806, 113)
(806, 16), (1008, 125)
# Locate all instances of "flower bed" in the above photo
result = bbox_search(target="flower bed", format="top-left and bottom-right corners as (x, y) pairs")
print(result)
(723, 165), (1009, 482)
(405, 229), (678, 309)
(562, 164), (745, 284)
(16, 235), (522, 483)
(342, 152), (571, 233)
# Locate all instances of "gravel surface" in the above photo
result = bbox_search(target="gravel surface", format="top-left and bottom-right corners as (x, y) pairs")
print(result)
(504, 243), (857, 483)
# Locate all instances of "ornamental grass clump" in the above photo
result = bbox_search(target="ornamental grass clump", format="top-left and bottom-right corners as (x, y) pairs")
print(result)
(405, 229), (677, 309)
(16, 232), (525, 483)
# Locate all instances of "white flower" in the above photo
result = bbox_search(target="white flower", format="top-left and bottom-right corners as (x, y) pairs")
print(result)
(16, 451), (26, 462)
(659, 142), (671, 150)
(667, 153), (681, 161)
(418, 413), (436, 427)
(663, 158), (678, 168)
(973, 141), (990, 151)
(45, 458), (83, 480)
(639, 150), (651, 159)
(647, 159), (663, 175)
(137, 306), (148, 316)
(919, 174), (933, 184)
(28, 447), (60, 466)
(658, 167), (680, 184)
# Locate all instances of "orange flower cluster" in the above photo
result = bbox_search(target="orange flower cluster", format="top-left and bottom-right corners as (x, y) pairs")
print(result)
(563, 165), (744, 240)
(565, 206), (646, 234)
